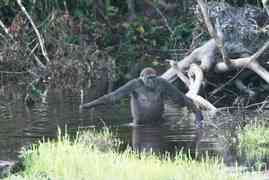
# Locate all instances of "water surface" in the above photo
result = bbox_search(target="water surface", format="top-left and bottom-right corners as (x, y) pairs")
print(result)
(0, 84), (262, 166)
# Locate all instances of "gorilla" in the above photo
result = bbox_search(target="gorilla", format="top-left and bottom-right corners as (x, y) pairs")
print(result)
(80, 67), (203, 126)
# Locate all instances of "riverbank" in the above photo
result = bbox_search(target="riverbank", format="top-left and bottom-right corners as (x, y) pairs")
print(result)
(238, 122), (269, 170)
(4, 128), (266, 180)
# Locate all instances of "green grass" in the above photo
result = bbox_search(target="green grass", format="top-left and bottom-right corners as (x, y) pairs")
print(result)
(238, 122), (269, 169)
(6, 128), (263, 180)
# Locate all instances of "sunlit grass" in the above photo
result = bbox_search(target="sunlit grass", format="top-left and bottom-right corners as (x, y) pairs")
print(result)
(238, 122), (269, 169)
(6, 128), (262, 180)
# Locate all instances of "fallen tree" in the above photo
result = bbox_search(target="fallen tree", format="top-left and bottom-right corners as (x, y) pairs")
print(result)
(0, 0), (268, 111)
(161, 1), (269, 113)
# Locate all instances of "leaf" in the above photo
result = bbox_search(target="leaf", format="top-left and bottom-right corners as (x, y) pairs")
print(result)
(30, 86), (42, 97)
(136, 26), (145, 34)
(74, 9), (84, 17)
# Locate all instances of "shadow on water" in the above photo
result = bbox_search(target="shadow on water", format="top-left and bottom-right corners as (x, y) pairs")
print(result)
(0, 83), (266, 167)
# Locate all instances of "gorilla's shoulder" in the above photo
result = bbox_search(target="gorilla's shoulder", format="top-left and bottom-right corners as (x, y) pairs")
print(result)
(127, 78), (143, 87)
(129, 78), (142, 84)
(156, 77), (169, 84)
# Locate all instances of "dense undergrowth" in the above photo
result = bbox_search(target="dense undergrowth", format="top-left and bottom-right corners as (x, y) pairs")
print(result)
(1, 0), (267, 104)
(0, 0), (199, 90)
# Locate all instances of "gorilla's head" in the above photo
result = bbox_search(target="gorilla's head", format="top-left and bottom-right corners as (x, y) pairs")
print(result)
(140, 67), (157, 89)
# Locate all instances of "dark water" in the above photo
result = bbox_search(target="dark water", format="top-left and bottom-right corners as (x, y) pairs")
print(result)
(0, 84), (257, 165)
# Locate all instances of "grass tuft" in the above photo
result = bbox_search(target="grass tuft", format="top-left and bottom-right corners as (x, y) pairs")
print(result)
(238, 122), (269, 170)
(5, 128), (263, 180)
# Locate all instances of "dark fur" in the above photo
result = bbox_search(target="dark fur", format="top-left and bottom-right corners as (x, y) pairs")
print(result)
(81, 68), (201, 125)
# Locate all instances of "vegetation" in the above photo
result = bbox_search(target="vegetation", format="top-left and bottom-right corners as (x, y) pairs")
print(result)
(0, 0), (198, 88)
(1, 0), (268, 103)
(0, 1), (269, 179)
(238, 121), (269, 170)
(5, 129), (263, 180)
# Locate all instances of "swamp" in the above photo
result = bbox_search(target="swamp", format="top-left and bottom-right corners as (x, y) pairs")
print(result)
(1, 0), (269, 179)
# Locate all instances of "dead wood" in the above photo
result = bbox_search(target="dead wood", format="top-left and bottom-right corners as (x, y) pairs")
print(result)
(162, 1), (269, 112)
(197, 0), (230, 66)
(17, 0), (50, 65)
(0, 19), (47, 70)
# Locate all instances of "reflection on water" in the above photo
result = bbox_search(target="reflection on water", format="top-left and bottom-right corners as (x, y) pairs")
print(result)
(0, 84), (259, 166)
(130, 126), (203, 154)
(132, 126), (165, 153)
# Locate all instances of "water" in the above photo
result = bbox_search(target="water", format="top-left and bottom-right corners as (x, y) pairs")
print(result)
(0, 84), (257, 165)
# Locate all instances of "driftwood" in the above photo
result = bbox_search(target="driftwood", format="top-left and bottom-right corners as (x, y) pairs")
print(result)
(161, 40), (218, 112)
(162, 1), (269, 113)
(165, 59), (217, 113)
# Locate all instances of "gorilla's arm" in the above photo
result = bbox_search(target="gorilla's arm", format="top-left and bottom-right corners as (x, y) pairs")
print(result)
(159, 78), (204, 127)
(80, 79), (140, 109)
(159, 78), (195, 108)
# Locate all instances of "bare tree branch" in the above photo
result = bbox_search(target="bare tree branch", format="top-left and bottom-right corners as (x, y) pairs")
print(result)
(149, 2), (173, 34)
(166, 59), (190, 87)
(0, 20), (13, 39)
(235, 79), (255, 96)
(164, 60), (217, 112)
(250, 40), (269, 61)
(197, 0), (230, 65)
(249, 61), (269, 83)
(188, 64), (203, 95)
(17, 0), (50, 64)
(161, 2), (269, 110)
(0, 19), (47, 69)
(186, 64), (217, 113)
(212, 39), (269, 95)
(262, 0), (269, 16)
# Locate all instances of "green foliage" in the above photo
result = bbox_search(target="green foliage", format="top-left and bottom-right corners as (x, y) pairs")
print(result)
(13, 0), (93, 19)
(106, 5), (119, 17)
(225, 0), (262, 6)
(104, 16), (196, 81)
(171, 22), (195, 47)
(1, 0), (263, 86)
(6, 129), (261, 180)
(76, 127), (122, 152)
(238, 122), (269, 170)
(64, 35), (80, 45)
(0, 0), (197, 84)
(0, 0), (16, 7)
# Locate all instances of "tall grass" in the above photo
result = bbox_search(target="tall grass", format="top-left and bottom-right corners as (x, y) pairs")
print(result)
(6, 128), (262, 180)
(238, 122), (269, 169)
